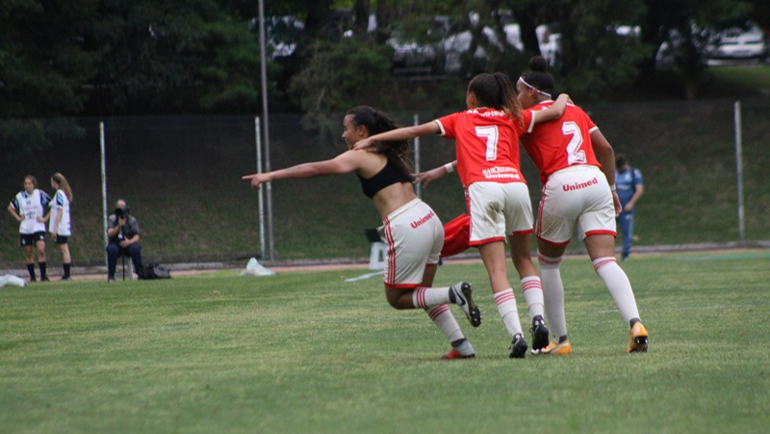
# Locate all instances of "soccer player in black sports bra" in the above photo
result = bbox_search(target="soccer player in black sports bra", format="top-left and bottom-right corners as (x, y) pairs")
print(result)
(243, 106), (481, 359)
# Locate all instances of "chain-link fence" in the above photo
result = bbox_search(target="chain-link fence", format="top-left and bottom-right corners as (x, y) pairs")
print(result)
(1, 97), (768, 269)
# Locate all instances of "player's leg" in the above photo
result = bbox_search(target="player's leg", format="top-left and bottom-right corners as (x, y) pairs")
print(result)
(421, 264), (475, 359)
(535, 240), (572, 355)
(479, 241), (527, 358)
(21, 238), (36, 281)
(34, 234), (47, 281)
(583, 234), (647, 352)
(58, 237), (71, 280)
(503, 183), (548, 350)
(383, 204), (477, 359)
(508, 232), (548, 351)
(532, 172), (579, 355)
(468, 182), (526, 357)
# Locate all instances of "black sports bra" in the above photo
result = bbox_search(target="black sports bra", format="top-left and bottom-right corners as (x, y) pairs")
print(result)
(357, 159), (413, 198)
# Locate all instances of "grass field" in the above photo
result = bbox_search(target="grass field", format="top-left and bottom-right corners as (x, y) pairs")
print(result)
(1, 250), (768, 433)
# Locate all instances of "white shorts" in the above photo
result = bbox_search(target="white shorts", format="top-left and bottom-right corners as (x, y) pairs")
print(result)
(466, 181), (534, 246)
(381, 199), (444, 288)
(536, 165), (616, 246)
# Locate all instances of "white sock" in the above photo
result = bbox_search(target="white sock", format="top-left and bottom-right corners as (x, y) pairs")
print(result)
(520, 276), (545, 321)
(538, 252), (568, 340)
(593, 257), (640, 325)
(412, 286), (451, 309)
(494, 289), (523, 338)
(426, 304), (465, 343)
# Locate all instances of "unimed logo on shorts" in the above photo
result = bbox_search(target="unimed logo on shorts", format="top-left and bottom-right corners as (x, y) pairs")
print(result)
(563, 177), (598, 192)
(410, 211), (435, 229)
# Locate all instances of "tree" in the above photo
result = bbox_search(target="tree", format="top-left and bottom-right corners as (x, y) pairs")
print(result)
(637, 0), (753, 100)
(288, 36), (393, 141)
(0, 0), (99, 118)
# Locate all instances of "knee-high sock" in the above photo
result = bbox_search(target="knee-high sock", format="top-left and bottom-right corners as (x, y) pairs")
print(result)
(494, 289), (523, 338)
(593, 257), (640, 325)
(520, 276), (545, 321)
(412, 286), (452, 309)
(538, 253), (568, 340)
(426, 304), (465, 343)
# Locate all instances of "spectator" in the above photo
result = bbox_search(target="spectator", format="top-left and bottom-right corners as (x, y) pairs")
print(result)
(7, 175), (51, 282)
(106, 199), (144, 281)
(49, 173), (73, 280)
(614, 154), (644, 260)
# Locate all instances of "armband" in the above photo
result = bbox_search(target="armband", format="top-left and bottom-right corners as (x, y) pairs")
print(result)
(444, 163), (454, 173)
(610, 184), (617, 191)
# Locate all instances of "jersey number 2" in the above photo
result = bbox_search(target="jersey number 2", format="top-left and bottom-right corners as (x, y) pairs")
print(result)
(475, 126), (499, 161)
(562, 121), (586, 165)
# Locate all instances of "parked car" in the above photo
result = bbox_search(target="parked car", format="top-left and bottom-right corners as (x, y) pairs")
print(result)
(708, 25), (767, 61)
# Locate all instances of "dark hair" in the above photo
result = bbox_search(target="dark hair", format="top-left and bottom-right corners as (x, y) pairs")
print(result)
(615, 153), (628, 167)
(468, 72), (522, 125)
(520, 56), (555, 95)
(345, 106), (413, 175)
(24, 175), (38, 188)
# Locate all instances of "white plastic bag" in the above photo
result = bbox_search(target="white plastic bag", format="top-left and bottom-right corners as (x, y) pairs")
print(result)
(0, 274), (27, 288)
(240, 257), (276, 276)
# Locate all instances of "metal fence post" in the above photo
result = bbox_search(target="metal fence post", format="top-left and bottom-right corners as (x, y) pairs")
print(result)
(734, 100), (744, 242)
(413, 114), (421, 198)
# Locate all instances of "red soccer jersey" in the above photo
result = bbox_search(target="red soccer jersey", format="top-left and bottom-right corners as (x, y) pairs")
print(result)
(435, 108), (531, 187)
(520, 101), (602, 185)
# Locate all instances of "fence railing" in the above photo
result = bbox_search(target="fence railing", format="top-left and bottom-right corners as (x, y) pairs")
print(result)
(1, 97), (768, 269)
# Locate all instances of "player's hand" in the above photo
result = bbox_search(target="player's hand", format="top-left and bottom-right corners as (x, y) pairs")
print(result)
(242, 174), (266, 191)
(52, 232), (57, 239)
(624, 203), (633, 213)
(353, 138), (374, 151)
(36, 216), (46, 223)
(413, 166), (447, 188)
(612, 191), (622, 217)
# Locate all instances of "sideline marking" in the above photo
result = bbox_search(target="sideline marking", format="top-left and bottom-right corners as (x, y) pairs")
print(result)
(671, 252), (770, 261)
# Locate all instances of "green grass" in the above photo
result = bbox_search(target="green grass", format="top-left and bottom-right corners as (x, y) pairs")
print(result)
(709, 64), (770, 94)
(1, 251), (769, 433)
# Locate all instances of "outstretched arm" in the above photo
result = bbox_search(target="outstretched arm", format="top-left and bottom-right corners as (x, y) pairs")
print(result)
(590, 129), (622, 217)
(533, 93), (570, 124)
(414, 160), (457, 188)
(354, 122), (441, 150)
(242, 151), (360, 191)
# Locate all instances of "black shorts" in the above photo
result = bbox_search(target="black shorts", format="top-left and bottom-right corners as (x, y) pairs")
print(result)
(55, 235), (69, 245)
(20, 231), (46, 247)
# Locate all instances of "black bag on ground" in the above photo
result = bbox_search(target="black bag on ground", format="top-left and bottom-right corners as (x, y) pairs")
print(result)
(141, 263), (171, 279)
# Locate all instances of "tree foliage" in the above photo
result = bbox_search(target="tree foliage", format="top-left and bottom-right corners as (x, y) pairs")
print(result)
(0, 0), (766, 127)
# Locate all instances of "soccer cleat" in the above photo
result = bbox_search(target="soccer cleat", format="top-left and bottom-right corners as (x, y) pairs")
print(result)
(40, 276), (49, 282)
(509, 333), (528, 359)
(450, 282), (481, 327)
(627, 322), (648, 353)
(441, 348), (475, 360)
(533, 339), (572, 355)
(530, 318), (550, 352)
